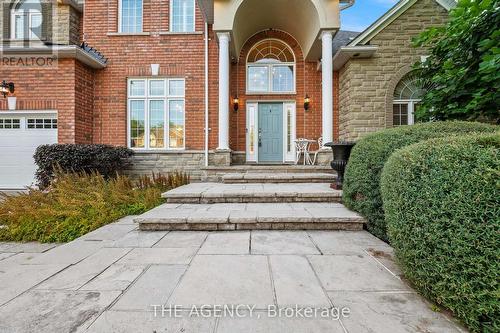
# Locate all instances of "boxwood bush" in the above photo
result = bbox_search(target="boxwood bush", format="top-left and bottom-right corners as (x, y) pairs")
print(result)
(342, 121), (497, 241)
(381, 133), (500, 332)
(34, 144), (134, 188)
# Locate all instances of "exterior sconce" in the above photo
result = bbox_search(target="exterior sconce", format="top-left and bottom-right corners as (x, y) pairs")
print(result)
(304, 94), (310, 111)
(233, 96), (239, 112)
(1, 81), (15, 98)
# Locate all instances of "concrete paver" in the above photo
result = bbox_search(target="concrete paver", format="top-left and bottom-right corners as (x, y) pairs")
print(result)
(0, 221), (465, 333)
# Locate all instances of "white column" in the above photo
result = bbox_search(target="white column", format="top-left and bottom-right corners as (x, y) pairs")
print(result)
(217, 32), (230, 150)
(321, 31), (334, 144)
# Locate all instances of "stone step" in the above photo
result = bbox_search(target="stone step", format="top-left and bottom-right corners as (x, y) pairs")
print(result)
(222, 172), (335, 184)
(200, 165), (334, 182)
(162, 183), (342, 204)
(135, 203), (365, 231)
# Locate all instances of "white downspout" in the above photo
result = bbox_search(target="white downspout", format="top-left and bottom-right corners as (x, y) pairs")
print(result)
(204, 21), (209, 167)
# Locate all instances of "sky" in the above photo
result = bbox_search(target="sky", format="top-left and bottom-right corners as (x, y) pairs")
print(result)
(341, 0), (399, 32)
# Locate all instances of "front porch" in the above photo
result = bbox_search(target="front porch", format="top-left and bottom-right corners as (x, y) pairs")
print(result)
(206, 0), (342, 165)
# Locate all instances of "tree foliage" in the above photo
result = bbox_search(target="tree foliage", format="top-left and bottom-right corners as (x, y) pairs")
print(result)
(413, 0), (500, 123)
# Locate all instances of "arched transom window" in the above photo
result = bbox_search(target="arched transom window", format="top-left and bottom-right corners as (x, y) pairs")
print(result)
(247, 39), (296, 93)
(393, 71), (432, 126)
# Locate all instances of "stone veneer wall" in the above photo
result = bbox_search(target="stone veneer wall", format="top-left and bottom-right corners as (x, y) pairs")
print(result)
(127, 151), (232, 181)
(338, 0), (448, 140)
(55, 4), (81, 45)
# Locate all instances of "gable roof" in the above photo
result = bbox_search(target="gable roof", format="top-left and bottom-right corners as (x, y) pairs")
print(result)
(332, 30), (360, 55)
(348, 0), (455, 46)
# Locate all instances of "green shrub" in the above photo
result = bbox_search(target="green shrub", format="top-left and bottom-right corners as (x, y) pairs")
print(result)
(34, 144), (134, 189)
(380, 133), (500, 332)
(0, 171), (189, 243)
(342, 121), (498, 241)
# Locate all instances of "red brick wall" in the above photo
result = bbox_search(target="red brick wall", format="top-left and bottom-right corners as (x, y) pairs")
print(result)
(83, 2), (337, 151)
(75, 62), (95, 144)
(1, 2), (339, 151)
(84, 0), (216, 149)
(0, 58), (94, 144)
(229, 29), (338, 152)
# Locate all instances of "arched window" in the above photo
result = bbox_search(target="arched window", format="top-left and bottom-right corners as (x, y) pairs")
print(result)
(10, 0), (42, 40)
(392, 71), (432, 126)
(246, 39), (296, 93)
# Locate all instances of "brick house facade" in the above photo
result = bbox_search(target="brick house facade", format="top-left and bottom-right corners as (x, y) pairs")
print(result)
(0, 0), (452, 188)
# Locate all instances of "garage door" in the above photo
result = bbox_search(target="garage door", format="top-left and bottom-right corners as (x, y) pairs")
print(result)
(0, 113), (58, 189)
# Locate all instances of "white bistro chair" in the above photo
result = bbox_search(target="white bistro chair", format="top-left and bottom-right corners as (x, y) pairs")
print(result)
(294, 138), (312, 165)
(311, 136), (323, 165)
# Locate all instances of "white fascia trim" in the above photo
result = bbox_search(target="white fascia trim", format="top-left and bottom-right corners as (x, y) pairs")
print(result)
(349, 0), (455, 47)
(435, 0), (457, 10)
(332, 46), (378, 71)
(0, 109), (58, 115)
(0, 45), (106, 69)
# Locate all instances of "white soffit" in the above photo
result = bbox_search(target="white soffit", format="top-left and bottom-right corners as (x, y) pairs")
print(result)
(332, 46), (378, 71)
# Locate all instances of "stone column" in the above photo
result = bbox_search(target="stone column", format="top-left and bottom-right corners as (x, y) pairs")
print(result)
(321, 31), (334, 144)
(217, 32), (230, 150)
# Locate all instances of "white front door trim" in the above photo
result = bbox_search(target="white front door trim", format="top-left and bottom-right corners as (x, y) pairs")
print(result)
(245, 100), (296, 163)
(217, 32), (231, 150)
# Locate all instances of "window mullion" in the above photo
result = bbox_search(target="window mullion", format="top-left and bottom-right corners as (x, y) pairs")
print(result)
(145, 97), (150, 150)
(166, 96), (170, 149)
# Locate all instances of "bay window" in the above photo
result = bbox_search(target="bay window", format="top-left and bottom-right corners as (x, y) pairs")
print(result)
(128, 78), (185, 150)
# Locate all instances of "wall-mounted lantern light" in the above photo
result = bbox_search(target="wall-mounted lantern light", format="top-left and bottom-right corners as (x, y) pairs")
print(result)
(233, 96), (239, 112)
(1, 81), (15, 98)
(304, 94), (310, 111)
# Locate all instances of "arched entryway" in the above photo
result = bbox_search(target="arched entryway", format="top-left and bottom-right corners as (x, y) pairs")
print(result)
(237, 35), (302, 163)
(213, 0), (341, 155)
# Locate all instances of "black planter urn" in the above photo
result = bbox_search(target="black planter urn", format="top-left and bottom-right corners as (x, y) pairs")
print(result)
(324, 141), (356, 190)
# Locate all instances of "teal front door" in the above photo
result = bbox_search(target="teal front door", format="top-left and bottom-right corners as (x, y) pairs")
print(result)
(258, 103), (283, 163)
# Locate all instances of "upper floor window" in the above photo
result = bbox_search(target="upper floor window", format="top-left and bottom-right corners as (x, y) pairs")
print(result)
(119, 0), (143, 33)
(10, 0), (43, 40)
(170, 0), (195, 32)
(247, 39), (296, 94)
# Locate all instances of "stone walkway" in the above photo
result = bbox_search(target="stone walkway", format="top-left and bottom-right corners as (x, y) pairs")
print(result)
(0, 217), (465, 333)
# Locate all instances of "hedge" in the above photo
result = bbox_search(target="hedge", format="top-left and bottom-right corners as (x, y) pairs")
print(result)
(342, 121), (498, 241)
(380, 133), (500, 332)
(34, 144), (134, 189)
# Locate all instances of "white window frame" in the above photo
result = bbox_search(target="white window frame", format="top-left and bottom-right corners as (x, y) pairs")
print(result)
(169, 0), (196, 33)
(393, 99), (420, 126)
(246, 63), (296, 95)
(127, 78), (186, 151)
(246, 39), (296, 95)
(0, 118), (22, 130)
(118, 0), (144, 33)
(26, 118), (58, 129)
(10, 9), (42, 40)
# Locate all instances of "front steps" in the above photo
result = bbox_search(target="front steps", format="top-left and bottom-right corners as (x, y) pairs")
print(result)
(162, 183), (342, 203)
(222, 172), (335, 183)
(135, 164), (365, 231)
(200, 165), (334, 182)
(136, 203), (365, 231)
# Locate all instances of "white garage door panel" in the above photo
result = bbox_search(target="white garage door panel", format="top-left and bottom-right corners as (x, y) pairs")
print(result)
(0, 116), (57, 189)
